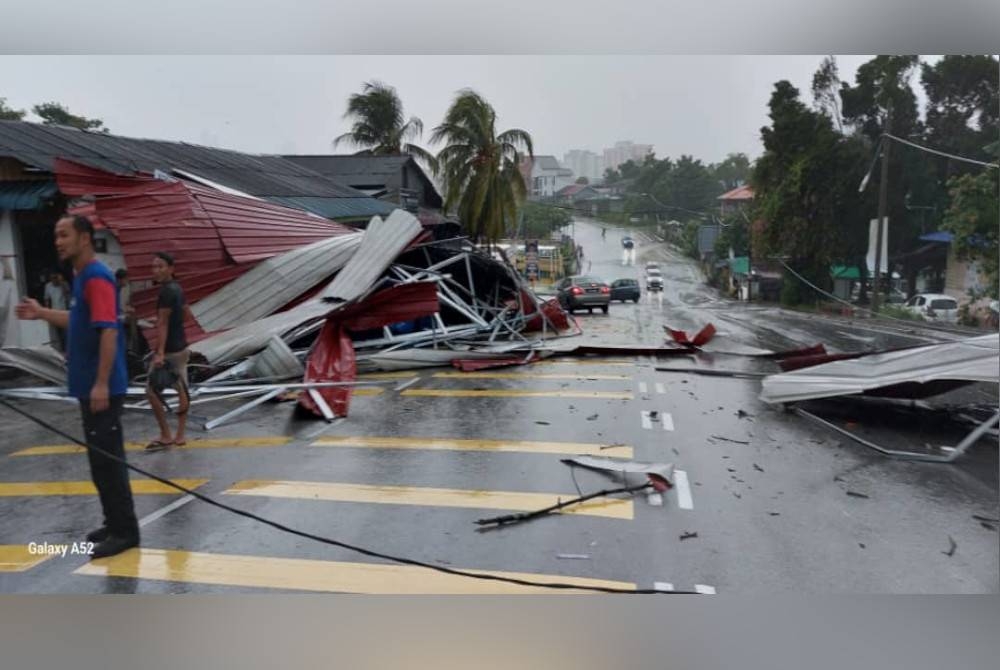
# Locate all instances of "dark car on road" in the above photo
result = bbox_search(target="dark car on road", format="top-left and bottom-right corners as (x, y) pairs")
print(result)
(556, 275), (611, 314)
(610, 278), (640, 303)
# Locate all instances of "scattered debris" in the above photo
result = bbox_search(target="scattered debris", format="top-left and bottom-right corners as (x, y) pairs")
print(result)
(846, 491), (870, 499)
(981, 522), (997, 532)
(711, 435), (750, 445)
(586, 413), (599, 421)
(737, 409), (753, 420)
(556, 554), (591, 560)
(560, 456), (674, 492)
(475, 482), (651, 528)
(972, 514), (1000, 523)
(733, 492), (742, 499)
(665, 323), (716, 348)
(943, 536), (957, 557)
(535, 421), (550, 426)
(654, 367), (766, 380)
(600, 442), (627, 450)
(768, 512), (780, 516)
(753, 463), (765, 473)
(679, 531), (698, 541)
(859, 543), (866, 549)
(726, 467), (736, 473)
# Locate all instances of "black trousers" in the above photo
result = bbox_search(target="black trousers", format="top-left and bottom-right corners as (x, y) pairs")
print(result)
(79, 396), (140, 539)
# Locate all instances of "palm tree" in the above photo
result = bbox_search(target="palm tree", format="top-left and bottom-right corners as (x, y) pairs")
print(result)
(334, 81), (436, 169)
(431, 89), (533, 242)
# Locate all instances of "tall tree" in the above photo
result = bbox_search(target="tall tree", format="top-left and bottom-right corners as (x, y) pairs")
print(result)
(657, 155), (721, 214)
(0, 97), (25, 121)
(32, 102), (108, 132)
(432, 89), (533, 243)
(333, 81), (436, 169)
(712, 152), (751, 191)
(754, 81), (872, 304)
(940, 168), (999, 299)
(811, 56), (843, 131)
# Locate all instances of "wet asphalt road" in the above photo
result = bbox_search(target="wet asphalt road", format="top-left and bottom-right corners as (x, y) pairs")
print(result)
(1, 218), (997, 593)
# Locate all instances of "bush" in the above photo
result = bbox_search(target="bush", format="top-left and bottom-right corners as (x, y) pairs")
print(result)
(880, 304), (924, 322)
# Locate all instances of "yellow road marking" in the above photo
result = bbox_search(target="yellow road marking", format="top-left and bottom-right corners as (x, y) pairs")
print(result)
(75, 548), (636, 594)
(358, 372), (420, 380)
(312, 435), (632, 458)
(534, 359), (633, 366)
(401, 389), (633, 400)
(0, 479), (209, 496)
(11, 437), (290, 457)
(281, 388), (384, 400)
(432, 372), (631, 381)
(224, 480), (633, 520)
(0, 545), (54, 572)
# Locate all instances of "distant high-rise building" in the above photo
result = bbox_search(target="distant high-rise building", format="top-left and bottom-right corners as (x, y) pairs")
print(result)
(563, 149), (604, 181)
(602, 141), (653, 173)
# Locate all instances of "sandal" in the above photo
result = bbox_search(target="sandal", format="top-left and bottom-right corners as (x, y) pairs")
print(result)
(145, 439), (174, 452)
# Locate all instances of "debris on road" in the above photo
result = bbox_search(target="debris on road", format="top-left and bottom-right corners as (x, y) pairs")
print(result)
(475, 482), (652, 528)
(753, 463), (765, 472)
(846, 491), (870, 499)
(556, 553), (591, 560)
(561, 455), (675, 492)
(665, 323), (716, 348)
(943, 536), (957, 557)
(972, 514), (1000, 523)
(710, 435), (750, 445)
(679, 531), (698, 541)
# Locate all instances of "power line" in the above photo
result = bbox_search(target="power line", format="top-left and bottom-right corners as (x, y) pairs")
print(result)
(883, 133), (999, 169)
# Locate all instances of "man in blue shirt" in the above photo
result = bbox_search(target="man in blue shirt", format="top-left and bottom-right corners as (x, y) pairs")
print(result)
(17, 214), (139, 559)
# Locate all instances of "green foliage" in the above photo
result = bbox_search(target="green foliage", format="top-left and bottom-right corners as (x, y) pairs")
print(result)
(575, 176), (589, 185)
(753, 80), (873, 304)
(32, 102), (107, 132)
(712, 153), (751, 191)
(520, 201), (570, 239)
(334, 81), (436, 170)
(713, 214), (749, 259)
(881, 304), (924, 322)
(941, 171), (999, 298)
(432, 89), (533, 243)
(0, 97), (25, 121)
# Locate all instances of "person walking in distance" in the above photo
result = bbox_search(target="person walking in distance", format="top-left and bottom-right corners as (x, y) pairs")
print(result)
(16, 214), (139, 559)
(43, 271), (70, 352)
(144, 251), (192, 450)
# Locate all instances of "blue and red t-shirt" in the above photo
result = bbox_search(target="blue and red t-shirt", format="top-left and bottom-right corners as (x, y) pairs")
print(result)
(66, 260), (128, 399)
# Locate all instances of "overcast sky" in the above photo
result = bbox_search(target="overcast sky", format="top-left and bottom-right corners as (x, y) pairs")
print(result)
(0, 56), (933, 165)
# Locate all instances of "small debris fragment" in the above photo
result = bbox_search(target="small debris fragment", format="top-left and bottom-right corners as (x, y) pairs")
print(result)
(833, 475), (844, 482)
(733, 492), (742, 499)
(586, 414), (599, 421)
(672, 447), (680, 456)
(535, 421), (550, 425)
(600, 442), (627, 450)
(858, 543), (866, 549)
(711, 435), (750, 445)
(753, 463), (765, 473)
(768, 512), (780, 516)
(972, 514), (1000, 523)
(647, 492), (664, 507)
(846, 491), (869, 499)
(679, 531), (698, 541)
(726, 467), (736, 472)
(943, 536), (957, 557)
(556, 553), (591, 560)
(737, 409), (754, 419)
(981, 522), (997, 532)
(717, 406), (724, 410)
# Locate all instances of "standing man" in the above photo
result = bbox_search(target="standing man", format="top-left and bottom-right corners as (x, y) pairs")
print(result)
(43, 272), (69, 352)
(144, 251), (191, 450)
(16, 214), (139, 559)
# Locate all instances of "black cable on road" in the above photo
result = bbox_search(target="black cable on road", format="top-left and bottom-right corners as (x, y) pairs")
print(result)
(0, 397), (697, 595)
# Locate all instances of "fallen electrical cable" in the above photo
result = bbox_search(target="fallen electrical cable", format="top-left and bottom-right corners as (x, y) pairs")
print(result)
(654, 367), (766, 379)
(0, 397), (695, 594)
(475, 483), (652, 528)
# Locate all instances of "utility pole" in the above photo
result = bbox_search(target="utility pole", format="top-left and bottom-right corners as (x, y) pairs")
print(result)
(871, 101), (892, 312)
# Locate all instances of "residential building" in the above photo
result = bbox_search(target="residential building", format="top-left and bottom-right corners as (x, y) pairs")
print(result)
(555, 183), (602, 204)
(522, 155), (575, 198)
(718, 184), (753, 216)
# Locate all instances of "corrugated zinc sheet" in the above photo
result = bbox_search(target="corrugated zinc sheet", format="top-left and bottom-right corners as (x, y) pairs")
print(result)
(192, 232), (364, 332)
(266, 195), (396, 220)
(321, 210), (423, 303)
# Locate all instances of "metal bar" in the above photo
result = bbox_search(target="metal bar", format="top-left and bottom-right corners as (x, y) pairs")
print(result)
(307, 389), (336, 421)
(203, 387), (286, 431)
(793, 406), (1000, 463)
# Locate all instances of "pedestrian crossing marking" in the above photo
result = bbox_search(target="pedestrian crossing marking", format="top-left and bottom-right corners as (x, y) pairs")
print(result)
(312, 436), (633, 458)
(0, 545), (54, 572)
(0, 479), (208, 496)
(10, 437), (290, 457)
(402, 389), (633, 400)
(432, 372), (631, 381)
(75, 548), (637, 594)
(224, 480), (634, 520)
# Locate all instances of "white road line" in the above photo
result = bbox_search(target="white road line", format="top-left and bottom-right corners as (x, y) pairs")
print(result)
(674, 470), (693, 510)
(654, 582), (674, 592)
(662, 412), (674, 431)
(638, 382), (648, 394)
(394, 377), (420, 391)
(138, 494), (196, 528)
(694, 584), (717, 595)
(641, 411), (653, 430)
(655, 383), (665, 394)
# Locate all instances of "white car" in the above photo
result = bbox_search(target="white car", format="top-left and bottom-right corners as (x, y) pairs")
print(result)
(646, 274), (664, 291)
(904, 293), (959, 323)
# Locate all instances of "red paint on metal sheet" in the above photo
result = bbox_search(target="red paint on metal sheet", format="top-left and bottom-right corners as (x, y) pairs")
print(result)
(777, 352), (869, 372)
(451, 355), (540, 372)
(691, 323), (716, 347)
(759, 344), (827, 360)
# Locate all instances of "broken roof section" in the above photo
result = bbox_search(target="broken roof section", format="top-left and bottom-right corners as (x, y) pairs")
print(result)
(759, 334), (999, 404)
(322, 210), (424, 303)
(0, 120), (396, 222)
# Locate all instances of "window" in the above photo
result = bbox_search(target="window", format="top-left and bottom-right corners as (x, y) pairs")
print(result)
(930, 299), (957, 310)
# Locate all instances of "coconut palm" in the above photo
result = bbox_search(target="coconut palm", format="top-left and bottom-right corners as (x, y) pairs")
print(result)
(334, 81), (436, 169)
(431, 89), (533, 242)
